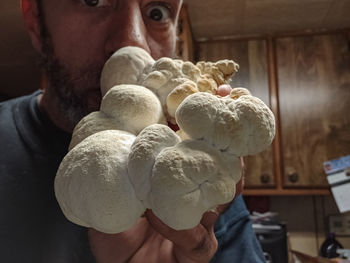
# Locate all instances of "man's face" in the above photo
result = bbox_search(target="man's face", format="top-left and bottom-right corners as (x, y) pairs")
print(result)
(37, 0), (182, 128)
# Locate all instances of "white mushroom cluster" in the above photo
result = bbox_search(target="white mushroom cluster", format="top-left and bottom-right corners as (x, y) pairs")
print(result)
(55, 46), (275, 233)
(100, 46), (239, 124)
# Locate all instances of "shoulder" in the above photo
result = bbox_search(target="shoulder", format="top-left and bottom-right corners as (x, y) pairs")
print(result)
(0, 92), (36, 109)
(0, 91), (43, 178)
(0, 92), (40, 130)
(0, 92), (40, 150)
(0, 95), (21, 125)
(0, 94), (29, 147)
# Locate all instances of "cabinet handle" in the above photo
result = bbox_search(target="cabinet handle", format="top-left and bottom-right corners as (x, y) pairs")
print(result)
(260, 174), (271, 184)
(288, 172), (299, 183)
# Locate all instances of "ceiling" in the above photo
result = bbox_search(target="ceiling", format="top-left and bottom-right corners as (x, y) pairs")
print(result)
(184, 0), (350, 40)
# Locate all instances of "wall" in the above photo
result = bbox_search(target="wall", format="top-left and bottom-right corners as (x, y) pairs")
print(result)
(0, 1), (41, 100)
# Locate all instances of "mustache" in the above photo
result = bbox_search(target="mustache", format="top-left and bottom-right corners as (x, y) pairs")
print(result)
(40, 52), (105, 91)
(63, 64), (104, 90)
(72, 63), (104, 81)
(36, 18), (106, 129)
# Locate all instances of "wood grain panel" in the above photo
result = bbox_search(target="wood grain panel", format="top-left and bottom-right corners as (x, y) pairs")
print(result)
(197, 39), (275, 187)
(244, 0), (331, 35)
(183, 0), (350, 40)
(277, 33), (350, 187)
(183, 0), (245, 39)
(322, 0), (350, 29)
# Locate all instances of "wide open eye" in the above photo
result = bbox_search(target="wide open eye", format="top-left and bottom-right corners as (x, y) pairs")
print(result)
(146, 4), (171, 22)
(81, 0), (109, 7)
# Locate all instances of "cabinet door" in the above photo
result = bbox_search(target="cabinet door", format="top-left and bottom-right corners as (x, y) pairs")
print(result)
(277, 33), (350, 187)
(198, 39), (275, 187)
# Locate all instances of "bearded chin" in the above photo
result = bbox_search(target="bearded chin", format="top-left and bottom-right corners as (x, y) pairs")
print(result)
(35, 1), (102, 131)
(44, 59), (86, 126)
(39, 42), (102, 130)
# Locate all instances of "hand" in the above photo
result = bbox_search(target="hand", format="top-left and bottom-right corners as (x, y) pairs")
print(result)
(88, 211), (218, 263)
(216, 84), (233, 97)
(88, 166), (244, 263)
(89, 210), (218, 263)
(89, 180), (244, 263)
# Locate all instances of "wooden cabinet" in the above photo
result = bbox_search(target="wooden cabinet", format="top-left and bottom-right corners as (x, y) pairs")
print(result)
(176, 9), (349, 194)
(277, 33), (350, 188)
(197, 32), (350, 195)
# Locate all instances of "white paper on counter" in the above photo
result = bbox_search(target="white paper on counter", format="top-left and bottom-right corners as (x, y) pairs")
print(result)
(331, 183), (350, 213)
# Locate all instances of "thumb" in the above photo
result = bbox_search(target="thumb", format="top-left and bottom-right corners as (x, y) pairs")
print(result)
(200, 211), (219, 231)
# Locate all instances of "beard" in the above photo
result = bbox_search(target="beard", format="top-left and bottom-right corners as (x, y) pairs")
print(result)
(37, 3), (103, 129)
(39, 47), (103, 129)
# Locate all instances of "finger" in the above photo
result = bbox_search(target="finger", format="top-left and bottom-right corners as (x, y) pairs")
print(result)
(200, 211), (219, 230)
(145, 209), (217, 251)
(88, 218), (150, 263)
(146, 209), (218, 262)
(236, 157), (245, 197)
(216, 84), (232, 97)
(235, 178), (244, 198)
(240, 156), (246, 178)
(145, 209), (206, 248)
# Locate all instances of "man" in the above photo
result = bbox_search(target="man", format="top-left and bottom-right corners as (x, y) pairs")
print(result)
(0, 0), (266, 262)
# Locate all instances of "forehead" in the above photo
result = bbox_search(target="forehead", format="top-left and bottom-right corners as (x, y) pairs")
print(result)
(37, 0), (183, 21)
(37, 0), (183, 25)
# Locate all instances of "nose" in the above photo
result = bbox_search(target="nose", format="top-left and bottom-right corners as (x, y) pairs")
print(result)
(105, 4), (151, 58)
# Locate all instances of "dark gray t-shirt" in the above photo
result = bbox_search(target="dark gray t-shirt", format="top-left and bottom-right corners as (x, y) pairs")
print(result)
(0, 91), (94, 262)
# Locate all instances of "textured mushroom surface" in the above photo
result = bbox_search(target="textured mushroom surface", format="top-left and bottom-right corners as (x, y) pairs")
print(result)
(128, 124), (181, 202)
(69, 84), (166, 150)
(142, 57), (239, 123)
(176, 90), (275, 156)
(55, 130), (143, 234)
(100, 46), (155, 97)
(148, 140), (241, 229)
(100, 46), (240, 123)
(55, 46), (275, 233)
(100, 84), (166, 134)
